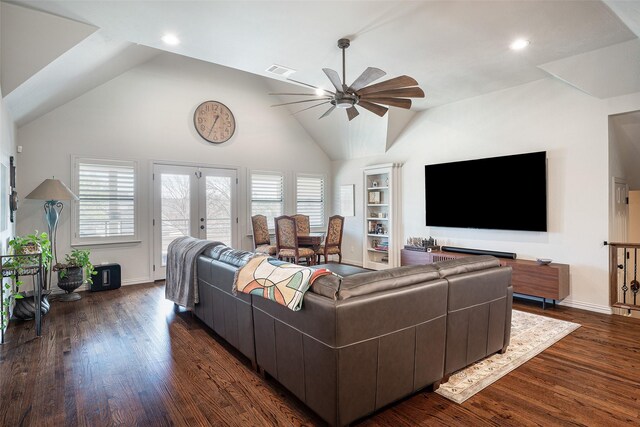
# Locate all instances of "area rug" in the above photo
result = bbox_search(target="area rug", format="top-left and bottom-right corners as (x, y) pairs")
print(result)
(436, 310), (580, 403)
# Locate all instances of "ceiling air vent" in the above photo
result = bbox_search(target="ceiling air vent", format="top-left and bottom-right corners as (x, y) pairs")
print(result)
(266, 64), (296, 78)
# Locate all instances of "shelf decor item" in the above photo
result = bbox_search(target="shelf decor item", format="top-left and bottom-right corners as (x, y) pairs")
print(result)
(368, 191), (381, 204)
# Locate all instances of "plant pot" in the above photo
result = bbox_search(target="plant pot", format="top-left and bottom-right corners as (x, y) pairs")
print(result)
(57, 267), (83, 302)
(13, 290), (52, 320)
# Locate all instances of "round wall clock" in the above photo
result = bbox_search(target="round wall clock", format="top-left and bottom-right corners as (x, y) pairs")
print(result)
(193, 101), (236, 144)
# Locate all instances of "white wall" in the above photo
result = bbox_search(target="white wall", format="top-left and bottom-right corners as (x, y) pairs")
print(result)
(333, 77), (624, 312)
(1, 82), (18, 328)
(16, 53), (331, 287)
(0, 95), (16, 248)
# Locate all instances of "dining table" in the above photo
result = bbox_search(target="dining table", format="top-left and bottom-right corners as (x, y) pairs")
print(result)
(297, 232), (324, 253)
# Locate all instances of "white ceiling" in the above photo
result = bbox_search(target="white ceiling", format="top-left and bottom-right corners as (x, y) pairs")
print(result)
(3, 0), (640, 159)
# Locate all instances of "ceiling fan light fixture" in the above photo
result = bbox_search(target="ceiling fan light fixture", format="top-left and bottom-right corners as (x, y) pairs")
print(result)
(335, 100), (354, 108)
(333, 92), (357, 108)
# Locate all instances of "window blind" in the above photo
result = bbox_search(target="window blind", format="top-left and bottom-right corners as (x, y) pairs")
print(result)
(77, 161), (136, 239)
(296, 175), (324, 228)
(251, 172), (284, 229)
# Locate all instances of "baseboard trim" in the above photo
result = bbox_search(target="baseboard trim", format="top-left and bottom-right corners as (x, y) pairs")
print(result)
(121, 277), (154, 286)
(342, 258), (363, 267)
(558, 299), (612, 315)
(50, 276), (154, 294)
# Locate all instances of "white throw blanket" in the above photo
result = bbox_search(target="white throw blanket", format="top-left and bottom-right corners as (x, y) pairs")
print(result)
(165, 236), (222, 309)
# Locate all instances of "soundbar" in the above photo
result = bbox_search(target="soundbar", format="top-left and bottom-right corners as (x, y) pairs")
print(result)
(440, 246), (517, 260)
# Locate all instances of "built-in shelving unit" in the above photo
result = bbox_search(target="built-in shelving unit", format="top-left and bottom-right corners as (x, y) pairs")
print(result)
(363, 163), (402, 270)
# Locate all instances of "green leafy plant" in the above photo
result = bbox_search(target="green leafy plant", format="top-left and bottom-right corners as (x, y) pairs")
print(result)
(1, 232), (52, 331)
(5, 232), (52, 296)
(54, 249), (97, 285)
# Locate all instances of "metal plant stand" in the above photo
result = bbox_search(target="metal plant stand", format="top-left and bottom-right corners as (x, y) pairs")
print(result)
(1, 252), (44, 344)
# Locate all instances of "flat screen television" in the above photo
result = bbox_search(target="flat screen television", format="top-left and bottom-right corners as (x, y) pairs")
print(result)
(425, 151), (547, 232)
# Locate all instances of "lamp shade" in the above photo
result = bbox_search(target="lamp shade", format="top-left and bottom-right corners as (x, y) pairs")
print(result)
(25, 179), (79, 201)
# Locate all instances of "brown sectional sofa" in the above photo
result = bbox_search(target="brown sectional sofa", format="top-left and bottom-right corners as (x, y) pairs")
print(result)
(190, 246), (512, 426)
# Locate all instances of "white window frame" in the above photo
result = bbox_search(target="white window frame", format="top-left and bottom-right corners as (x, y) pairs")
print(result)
(248, 169), (285, 233)
(71, 156), (139, 246)
(294, 173), (326, 229)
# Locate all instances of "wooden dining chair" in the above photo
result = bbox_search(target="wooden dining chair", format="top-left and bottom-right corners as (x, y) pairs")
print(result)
(274, 215), (315, 265)
(251, 214), (277, 256)
(316, 215), (344, 264)
(291, 214), (310, 235)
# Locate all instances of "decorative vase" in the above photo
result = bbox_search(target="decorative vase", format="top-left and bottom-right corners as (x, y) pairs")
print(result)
(57, 267), (83, 301)
(13, 290), (51, 320)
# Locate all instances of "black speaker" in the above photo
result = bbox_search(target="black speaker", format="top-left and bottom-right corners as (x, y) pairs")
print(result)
(90, 263), (122, 292)
(441, 246), (517, 260)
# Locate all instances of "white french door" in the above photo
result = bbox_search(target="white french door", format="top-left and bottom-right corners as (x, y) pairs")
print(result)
(153, 164), (238, 280)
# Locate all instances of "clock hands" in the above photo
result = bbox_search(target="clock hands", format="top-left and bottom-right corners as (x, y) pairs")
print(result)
(207, 115), (220, 138)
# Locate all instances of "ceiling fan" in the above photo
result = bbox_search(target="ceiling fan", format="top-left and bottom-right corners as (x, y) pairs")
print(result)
(270, 38), (425, 121)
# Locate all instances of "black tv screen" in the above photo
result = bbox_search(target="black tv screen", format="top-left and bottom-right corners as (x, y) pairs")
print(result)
(425, 151), (547, 232)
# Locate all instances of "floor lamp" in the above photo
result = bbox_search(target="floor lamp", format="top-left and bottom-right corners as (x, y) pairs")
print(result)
(25, 178), (79, 291)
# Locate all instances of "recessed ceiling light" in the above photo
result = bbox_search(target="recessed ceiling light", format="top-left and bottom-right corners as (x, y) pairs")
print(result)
(161, 33), (180, 46)
(510, 38), (530, 51)
(315, 88), (325, 96)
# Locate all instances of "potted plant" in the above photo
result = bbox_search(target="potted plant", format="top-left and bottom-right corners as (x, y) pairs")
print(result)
(53, 249), (96, 301)
(2, 232), (53, 323)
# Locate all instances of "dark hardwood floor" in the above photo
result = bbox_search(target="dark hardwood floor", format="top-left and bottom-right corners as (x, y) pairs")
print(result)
(1, 283), (639, 426)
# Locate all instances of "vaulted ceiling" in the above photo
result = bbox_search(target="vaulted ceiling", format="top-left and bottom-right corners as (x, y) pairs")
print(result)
(2, 1), (640, 160)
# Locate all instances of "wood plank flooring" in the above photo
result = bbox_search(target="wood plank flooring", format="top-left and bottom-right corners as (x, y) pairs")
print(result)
(1, 283), (639, 426)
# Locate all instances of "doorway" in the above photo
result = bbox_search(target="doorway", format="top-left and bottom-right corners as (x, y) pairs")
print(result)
(153, 164), (238, 280)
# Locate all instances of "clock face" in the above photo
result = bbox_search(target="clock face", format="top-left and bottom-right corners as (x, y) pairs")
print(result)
(193, 101), (236, 144)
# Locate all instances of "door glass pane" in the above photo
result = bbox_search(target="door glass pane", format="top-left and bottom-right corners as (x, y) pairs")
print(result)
(161, 174), (191, 266)
(206, 176), (232, 245)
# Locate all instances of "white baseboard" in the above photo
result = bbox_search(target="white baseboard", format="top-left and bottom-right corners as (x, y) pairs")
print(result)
(121, 276), (154, 286)
(558, 299), (613, 315)
(50, 276), (155, 294)
(342, 258), (363, 267)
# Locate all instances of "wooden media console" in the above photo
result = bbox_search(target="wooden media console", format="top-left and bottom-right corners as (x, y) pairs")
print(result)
(401, 249), (570, 309)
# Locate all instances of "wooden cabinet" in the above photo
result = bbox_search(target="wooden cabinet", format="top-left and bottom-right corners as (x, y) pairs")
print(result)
(401, 249), (570, 303)
(363, 164), (402, 270)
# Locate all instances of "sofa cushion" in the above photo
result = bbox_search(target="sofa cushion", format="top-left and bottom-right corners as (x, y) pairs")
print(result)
(435, 255), (500, 278)
(337, 264), (440, 300)
(203, 245), (253, 267)
(202, 244), (227, 259)
(309, 274), (341, 299)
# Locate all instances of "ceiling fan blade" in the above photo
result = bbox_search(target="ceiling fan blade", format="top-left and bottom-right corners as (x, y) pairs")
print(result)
(348, 67), (386, 92)
(271, 98), (331, 107)
(361, 97), (412, 109)
(286, 78), (335, 95)
(323, 68), (344, 93)
(319, 105), (336, 119)
(359, 87), (425, 99)
(269, 92), (322, 96)
(346, 106), (359, 121)
(292, 101), (331, 115)
(356, 75), (419, 96)
(358, 101), (389, 117)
